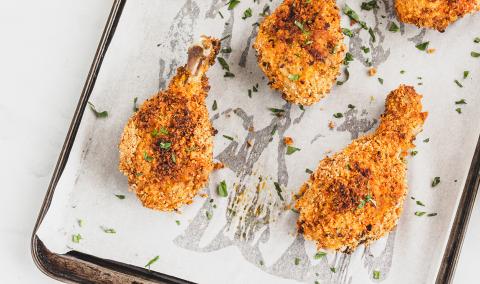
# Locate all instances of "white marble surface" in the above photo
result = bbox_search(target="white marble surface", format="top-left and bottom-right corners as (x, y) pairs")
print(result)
(0, 0), (477, 283)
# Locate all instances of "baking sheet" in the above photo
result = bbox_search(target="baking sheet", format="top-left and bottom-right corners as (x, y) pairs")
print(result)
(37, 1), (480, 283)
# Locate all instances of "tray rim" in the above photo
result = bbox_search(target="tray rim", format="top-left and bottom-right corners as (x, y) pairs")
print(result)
(30, 0), (480, 283)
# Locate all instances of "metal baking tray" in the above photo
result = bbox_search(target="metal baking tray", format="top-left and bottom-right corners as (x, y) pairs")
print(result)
(31, 1), (480, 283)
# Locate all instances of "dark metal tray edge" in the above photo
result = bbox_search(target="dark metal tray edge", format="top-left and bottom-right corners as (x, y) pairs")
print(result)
(30, 0), (480, 283)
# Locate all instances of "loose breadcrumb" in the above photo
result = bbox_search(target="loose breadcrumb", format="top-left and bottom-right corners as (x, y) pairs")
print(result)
(284, 137), (294, 146)
(368, 67), (377, 77)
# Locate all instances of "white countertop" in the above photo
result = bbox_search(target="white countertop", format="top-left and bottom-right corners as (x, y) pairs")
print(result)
(0, 0), (477, 283)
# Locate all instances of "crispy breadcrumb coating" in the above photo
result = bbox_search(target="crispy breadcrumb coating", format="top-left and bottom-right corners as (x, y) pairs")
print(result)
(118, 36), (220, 211)
(295, 85), (428, 252)
(254, 0), (345, 106)
(395, 0), (479, 32)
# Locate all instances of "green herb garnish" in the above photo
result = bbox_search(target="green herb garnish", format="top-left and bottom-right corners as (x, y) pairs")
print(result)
(432, 176), (440, 187)
(342, 28), (354, 37)
(427, 213), (438, 217)
(273, 182), (284, 201)
(333, 113), (343, 118)
(343, 5), (367, 29)
(218, 57), (230, 71)
(463, 71), (470, 79)
(223, 135), (234, 141)
(286, 146), (301, 155)
(145, 256), (159, 269)
(224, 71), (235, 78)
(206, 211), (213, 220)
(101, 227), (116, 234)
(143, 151), (153, 162)
(378, 78), (384, 85)
(456, 108), (462, 114)
(212, 100), (218, 111)
(242, 8), (252, 20)
(455, 99), (467, 104)
(288, 74), (300, 81)
(471, 51), (480, 58)
(133, 97), (139, 112)
(72, 234), (82, 243)
(306, 168), (313, 174)
(369, 28), (376, 42)
(361, 46), (370, 53)
(389, 22), (399, 32)
(158, 141), (171, 150)
(87, 102), (108, 118)
(314, 252), (327, 259)
(217, 180), (228, 197)
(361, 0), (379, 10)
(416, 42), (429, 51)
(336, 68), (350, 85)
(454, 80), (463, 88)
(414, 211), (426, 217)
(410, 150), (418, 156)
(416, 200), (425, 206)
(373, 270), (380, 280)
(294, 258), (300, 265)
(330, 267), (336, 273)
(423, 138), (430, 143)
(344, 52), (354, 65)
(227, 0), (240, 10)
(115, 194), (125, 199)
(175, 220), (180, 225)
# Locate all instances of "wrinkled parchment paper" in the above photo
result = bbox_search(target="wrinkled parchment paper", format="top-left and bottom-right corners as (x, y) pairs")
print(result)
(38, 1), (480, 283)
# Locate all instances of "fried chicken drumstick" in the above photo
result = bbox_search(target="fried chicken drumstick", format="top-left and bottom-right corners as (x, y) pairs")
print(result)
(395, 0), (479, 32)
(295, 85), (428, 252)
(119, 36), (220, 211)
(254, 0), (345, 106)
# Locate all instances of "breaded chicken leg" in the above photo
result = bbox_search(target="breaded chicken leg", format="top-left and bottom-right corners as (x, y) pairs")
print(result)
(395, 0), (479, 32)
(119, 36), (220, 211)
(295, 85), (428, 252)
(254, 0), (345, 106)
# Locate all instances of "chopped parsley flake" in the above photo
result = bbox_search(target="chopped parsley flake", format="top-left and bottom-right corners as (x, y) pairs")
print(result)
(414, 211), (426, 217)
(286, 146), (301, 155)
(101, 227), (116, 234)
(361, 0), (379, 10)
(368, 28), (376, 42)
(145, 256), (159, 269)
(416, 42), (429, 51)
(87, 102), (108, 118)
(336, 68), (350, 85)
(160, 127), (169, 135)
(455, 99), (467, 104)
(242, 8), (252, 20)
(227, 0), (240, 10)
(305, 168), (313, 174)
(454, 80), (463, 88)
(333, 113), (343, 118)
(294, 20), (309, 34)
(474, 37), (480, 43)
(343, 5), (367, 29)
(464, 71), (470, 79)
(432, 176), (441, 187)
(400, 70), (405, 74)
(342, 28), (354, 37)
(151, 129), (159, 137)
(416, 200), (425, 206)
(410, 150), (418, 156)
(217, 180), (228, 197)
(361, 46), (370, 53)
(175, 220), (180, 225)
(171, 153), (176, 163)
(471, 51), (480, 58)
(133, 97), (139, 112)
(78, 219), (84, 227)
(423, 138), (430, 143)
(427, 213), (438, 217)
(344, 52), (354, 65)
(388, 22), (399, 32)
(158, 141), (171, 150)
(72, 234), (82, 243)
(373, 270), (381, 280)
(358, 194), (376, 209)
(294, 258), (300, 265)
(314, 252), (327, 259)
(224, 71), (235, 78)
(115, 194), (125, 199)
(348, 104), (355, 109)
(378, 78), (384, 84)
(456, 108), (462, 114)
(288, 74), (300, 81)
(206, 211), (213, 220)
(143, 151), (153, 162)
(330, 267), (336, 273)
(217, 57), (230, 71)
(269, 108), (285, 116)
(223, 135), (234, 141)
(274, 182), (285, 201)
(212, 100), (218, 111)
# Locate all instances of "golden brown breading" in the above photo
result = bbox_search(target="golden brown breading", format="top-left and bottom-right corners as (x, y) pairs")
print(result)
(254, 0), (345, 106)
(295, 85), (428, 252)
(118, 36), (220, 211)
(395, 0), (479, 32)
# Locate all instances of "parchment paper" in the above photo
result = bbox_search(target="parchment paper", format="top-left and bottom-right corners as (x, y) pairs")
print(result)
(37, 1), (480, 283)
